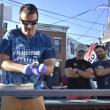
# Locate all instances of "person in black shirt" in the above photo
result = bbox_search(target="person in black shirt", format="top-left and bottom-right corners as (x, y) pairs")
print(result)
(65, 44), (94, 99)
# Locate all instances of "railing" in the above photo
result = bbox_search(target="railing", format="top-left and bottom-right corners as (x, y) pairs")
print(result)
(1, 86), (110, 110)
(0, 88), (110, 97)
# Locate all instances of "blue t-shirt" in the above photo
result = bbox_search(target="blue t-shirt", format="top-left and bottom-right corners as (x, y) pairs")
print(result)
(93, 60), (110, 89)
(0, 28), (55, 89)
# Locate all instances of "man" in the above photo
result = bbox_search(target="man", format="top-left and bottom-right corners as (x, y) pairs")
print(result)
(65, 44), (94, 99)
(0, 4), (55, 110)
(93, 45), (110, 99)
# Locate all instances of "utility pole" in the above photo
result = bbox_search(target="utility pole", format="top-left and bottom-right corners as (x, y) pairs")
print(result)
(108, 0), (110, 6)
(99, 38), (102, 44)
(0, 3), (4, 39)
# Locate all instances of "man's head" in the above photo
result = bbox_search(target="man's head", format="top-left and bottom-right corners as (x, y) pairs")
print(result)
(19, 4), (38, 37)
(75, 44), (88, 59)
(94, 45), (106, 60)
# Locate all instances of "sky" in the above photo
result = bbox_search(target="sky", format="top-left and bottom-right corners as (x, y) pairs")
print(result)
(0, 0), (109, 44)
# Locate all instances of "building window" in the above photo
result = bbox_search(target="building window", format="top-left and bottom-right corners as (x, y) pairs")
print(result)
(54, 39), (61, 52)
(70, 43), (74, 54)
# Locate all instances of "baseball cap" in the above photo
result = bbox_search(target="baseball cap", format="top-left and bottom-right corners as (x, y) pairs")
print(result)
(76, 44), (88, 53)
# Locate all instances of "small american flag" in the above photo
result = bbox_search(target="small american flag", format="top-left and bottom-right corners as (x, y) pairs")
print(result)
(84, 44), (96, 63)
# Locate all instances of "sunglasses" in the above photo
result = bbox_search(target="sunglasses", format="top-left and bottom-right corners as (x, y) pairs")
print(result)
(20, 19), (37, 26)
(77, 50), (85, 54)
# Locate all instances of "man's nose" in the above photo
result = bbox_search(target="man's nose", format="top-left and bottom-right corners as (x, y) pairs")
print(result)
(97, 52), (100, 55)
(27, 24), (33, 28)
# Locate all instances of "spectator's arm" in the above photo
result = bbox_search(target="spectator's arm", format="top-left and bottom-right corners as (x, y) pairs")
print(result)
(65, 67), (80, 78)
(77, 68), (94, 79)
(95, 66), (110, 76)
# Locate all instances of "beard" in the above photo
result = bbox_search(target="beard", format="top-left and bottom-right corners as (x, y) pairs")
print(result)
(97, 54), (106, 60)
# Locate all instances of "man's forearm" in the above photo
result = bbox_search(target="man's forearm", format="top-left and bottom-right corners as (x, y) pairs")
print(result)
(1, 60), (23, 73)
(95, 68), (110, 76)
(43, 58), (55, 75)
(78, 69), (94, 79)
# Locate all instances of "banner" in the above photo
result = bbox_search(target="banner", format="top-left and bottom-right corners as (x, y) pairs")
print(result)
(84, 44), (96, 63)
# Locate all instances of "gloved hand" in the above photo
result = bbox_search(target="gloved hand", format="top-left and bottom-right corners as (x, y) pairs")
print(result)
(22, 63), (46, 76)
(22, 64), (33, 75)
(32, 63), (46, 75)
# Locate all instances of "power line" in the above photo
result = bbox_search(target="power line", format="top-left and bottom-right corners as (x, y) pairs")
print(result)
(74, 18), (105, 26)
(67, 33), (98, 39)
(52, 4), (107, 25)
(76, 9), (107, 41)
(39, 7), (107, 27)
(2, 0), (107, 26)
(40, 12), (102, 33)
(8, 0), (23, 5)
(9, 20), (19, 24)
(1, 0), (108, 44)
(0, 0), (20, 6)
(2, 0), (105, 33)
(83, 9), (105, 36)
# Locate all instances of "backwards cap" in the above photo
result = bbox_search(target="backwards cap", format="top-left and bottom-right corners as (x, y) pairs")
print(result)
(76, 44), (88, 52)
